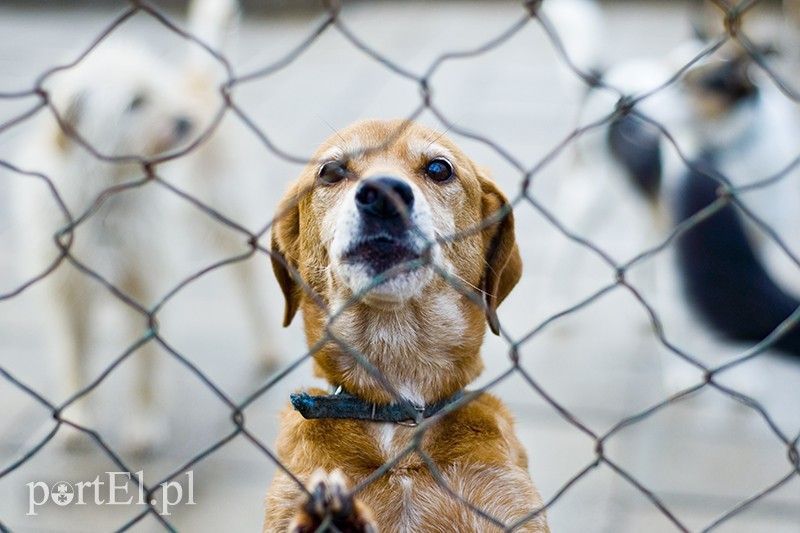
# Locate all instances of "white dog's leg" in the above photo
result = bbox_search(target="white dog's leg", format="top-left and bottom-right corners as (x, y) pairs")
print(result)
(127, 342), (167, 456)
(119, 272), (167, 456)
(49, 270), (96, 450)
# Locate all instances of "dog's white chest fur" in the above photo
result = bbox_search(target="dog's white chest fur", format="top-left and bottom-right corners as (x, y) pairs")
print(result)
(332, 291), (469, 407)
(374, 422), (401, 458)
(370, 423), (423, 532)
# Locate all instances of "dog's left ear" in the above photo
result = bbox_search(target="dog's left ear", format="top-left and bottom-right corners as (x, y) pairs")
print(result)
(53, 91), (87, 152)
(479, 175), (522, 335)
(270, 183), (303, 327)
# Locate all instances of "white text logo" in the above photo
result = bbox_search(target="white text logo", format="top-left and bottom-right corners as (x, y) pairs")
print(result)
(27, 471), (195, 516)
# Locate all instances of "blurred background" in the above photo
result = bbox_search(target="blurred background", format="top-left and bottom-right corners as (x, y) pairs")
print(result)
(1, 0), (800, 531)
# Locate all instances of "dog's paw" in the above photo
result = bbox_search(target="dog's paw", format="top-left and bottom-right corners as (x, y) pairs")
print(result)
(124, 408), (168, 457)
(55, 425), (96, 454)
(290, 470), (377, 533)
(55, 402), (97, 453)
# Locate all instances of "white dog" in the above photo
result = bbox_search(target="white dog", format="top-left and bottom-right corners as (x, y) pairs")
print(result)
(12, 0), (273, 453)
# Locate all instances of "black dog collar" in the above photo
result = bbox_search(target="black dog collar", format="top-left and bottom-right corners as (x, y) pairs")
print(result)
(290, 388), (464, 425)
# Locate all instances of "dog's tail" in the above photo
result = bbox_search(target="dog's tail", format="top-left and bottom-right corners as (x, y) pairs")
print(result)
(185, 0), (240, 80)
(187, 0), (240, 51)
(542, 0), (604, 72)
(541, 0), (605, 100)
(674, 154), (800, 357)
(589, 57), (682, 211)
(607, 113), (662, 206)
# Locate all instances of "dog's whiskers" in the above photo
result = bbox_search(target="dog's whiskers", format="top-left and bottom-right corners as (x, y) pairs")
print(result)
(444, 270), (491, 298)
(288, 254), (331, 274)
(425, 120), (459, 151)
(320, 116), (347, 147)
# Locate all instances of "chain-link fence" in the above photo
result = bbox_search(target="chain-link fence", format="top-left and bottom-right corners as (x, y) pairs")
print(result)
(1, 0), (800, 531)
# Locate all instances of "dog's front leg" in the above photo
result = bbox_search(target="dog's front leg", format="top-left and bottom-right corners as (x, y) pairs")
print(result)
(119, 272), (167, 455)
(50, 272), (95, 449)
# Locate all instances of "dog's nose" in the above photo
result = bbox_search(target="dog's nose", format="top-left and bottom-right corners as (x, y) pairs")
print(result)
(355, 177), (414, 220)
(174, 117), (193, 139)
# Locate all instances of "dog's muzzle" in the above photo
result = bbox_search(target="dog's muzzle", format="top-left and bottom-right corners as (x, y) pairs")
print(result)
(343, 176), (421, 274)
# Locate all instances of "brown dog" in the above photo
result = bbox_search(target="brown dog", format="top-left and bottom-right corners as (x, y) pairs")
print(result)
(265, 119), (549, 532)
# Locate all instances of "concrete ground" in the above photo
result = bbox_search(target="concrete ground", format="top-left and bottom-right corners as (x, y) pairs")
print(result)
(1, 1), (799, 531)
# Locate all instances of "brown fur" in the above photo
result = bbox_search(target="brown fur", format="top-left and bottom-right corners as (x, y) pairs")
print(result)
(265, 120), (547, 532)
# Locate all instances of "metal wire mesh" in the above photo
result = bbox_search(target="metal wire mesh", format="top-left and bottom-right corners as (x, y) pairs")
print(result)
(1, 0), (799, 531)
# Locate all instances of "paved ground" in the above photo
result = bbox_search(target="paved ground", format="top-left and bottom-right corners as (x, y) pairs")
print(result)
(1, 1), (800, 532)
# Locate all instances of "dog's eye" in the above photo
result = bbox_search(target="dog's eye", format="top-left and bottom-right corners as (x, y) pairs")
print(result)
(318, 161), (350, 185)
(424, 158), (453, 183)
(128, 94), (147, 112)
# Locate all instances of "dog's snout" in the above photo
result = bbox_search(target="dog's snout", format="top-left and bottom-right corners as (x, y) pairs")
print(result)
(355, 177), (414, 220)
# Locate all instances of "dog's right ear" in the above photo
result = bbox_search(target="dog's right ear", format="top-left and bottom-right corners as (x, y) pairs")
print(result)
(270, 183), (303, 327)
(53, 91), (86, 152)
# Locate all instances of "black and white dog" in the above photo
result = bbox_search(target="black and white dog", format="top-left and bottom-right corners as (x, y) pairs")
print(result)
(671, 53), (800, 358)
(609, 49), (800, 367)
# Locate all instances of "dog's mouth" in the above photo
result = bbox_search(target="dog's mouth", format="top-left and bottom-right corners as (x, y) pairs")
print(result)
(150, 116), (194, 156)
(341, 234), (422, 275)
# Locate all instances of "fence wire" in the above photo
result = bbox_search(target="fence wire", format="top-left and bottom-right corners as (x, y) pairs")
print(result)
(1, 0), (799, 531)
